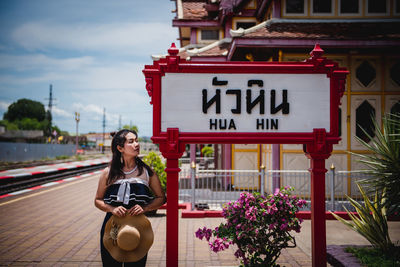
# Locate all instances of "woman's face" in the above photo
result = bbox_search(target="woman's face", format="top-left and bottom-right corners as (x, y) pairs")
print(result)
(120, 132), (140, 157)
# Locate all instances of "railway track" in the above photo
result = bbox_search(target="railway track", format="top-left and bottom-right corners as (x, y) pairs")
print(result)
(0, 163), (107, 196)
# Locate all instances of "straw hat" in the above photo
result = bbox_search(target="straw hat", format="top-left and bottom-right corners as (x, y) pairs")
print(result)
(103, 214), (154, 262)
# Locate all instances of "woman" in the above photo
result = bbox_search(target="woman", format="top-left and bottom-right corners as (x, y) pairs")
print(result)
(95, 129), (165, 266)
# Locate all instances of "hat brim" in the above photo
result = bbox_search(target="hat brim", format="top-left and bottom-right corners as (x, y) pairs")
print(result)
(103, 214), (154, 262)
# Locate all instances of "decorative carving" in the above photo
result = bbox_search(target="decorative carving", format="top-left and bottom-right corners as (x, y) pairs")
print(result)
(145, 77), (153, 104)
(159, 128), (185, 159)
(314, 128), (327, 151)
(305, 128), (333, 158)
(337, 71), (347, 98)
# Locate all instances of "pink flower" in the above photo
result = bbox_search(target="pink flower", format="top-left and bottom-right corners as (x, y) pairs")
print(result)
(195, 227), (212, 241)
(268, 223), (276, 230)
(234, 249), (244, 259)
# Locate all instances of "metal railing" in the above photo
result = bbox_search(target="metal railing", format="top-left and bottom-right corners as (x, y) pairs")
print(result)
(178, 164), (370, 212)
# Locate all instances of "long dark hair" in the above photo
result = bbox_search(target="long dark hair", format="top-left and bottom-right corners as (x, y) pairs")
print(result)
(107, 129), (153, 185)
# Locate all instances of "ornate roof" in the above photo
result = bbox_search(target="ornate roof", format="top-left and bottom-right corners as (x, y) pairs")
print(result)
(182, 1), (208, 20)
(238, 19), (400, 40)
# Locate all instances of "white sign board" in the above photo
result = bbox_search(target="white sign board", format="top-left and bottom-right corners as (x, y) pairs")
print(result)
(161, 73), (330, 133)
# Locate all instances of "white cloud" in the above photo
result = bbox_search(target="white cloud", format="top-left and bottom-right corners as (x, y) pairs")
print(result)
(74, 62), (146, 91)
(72, 103), (103, 115)
(0, 100), (10, 111)
(71, 103), (120, 122)
(0, 54), (94, 71)
(12, 22), (177, 55)
(51, 106), (71, 118)
(0, 52), (147, 93)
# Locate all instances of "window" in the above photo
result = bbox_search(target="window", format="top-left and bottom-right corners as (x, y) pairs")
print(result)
(391, 101), (400, 115)
(352, 58), (381, 91)
(313, 0), (332, 13)
(236, 22), (256, 30)
(339, 0), (360, 14)
(356, 61), (376, 87)
(285, 0), (306, 14)
(367, 0), (387, 13)
(200, 30), (219, 41)
(396, 0), (400, 14)
(356, 100), (375, 143)
(390, 61), (400, 87)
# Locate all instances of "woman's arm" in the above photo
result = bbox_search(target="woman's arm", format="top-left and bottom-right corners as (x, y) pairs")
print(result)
(94, 168), (127, 217)
(127, 172), (166, 216)
(144, 172), (166, 212)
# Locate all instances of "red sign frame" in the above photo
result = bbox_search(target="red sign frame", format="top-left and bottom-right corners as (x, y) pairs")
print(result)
(143, 43), (347, 146)
(142, 44), (348, 267)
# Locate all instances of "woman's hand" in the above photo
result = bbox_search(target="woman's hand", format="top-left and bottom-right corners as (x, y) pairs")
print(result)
(127, 204), (145, 216)
(112, 206), (127, 217)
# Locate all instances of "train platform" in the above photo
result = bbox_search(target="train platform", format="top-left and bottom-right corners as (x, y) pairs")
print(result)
(0, 170), (400, 266)
(0, 157), (110, 180)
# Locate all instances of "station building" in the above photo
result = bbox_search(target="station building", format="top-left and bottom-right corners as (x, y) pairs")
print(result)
(163, 0), (400, 173)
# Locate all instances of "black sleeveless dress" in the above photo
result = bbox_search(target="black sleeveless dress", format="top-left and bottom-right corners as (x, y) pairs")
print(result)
(100, 168), (154, 266)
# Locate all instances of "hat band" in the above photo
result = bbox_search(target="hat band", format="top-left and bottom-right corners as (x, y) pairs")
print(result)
(110, 221), (120, 246)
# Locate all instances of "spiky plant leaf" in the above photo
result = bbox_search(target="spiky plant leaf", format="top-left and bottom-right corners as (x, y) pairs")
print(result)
(352, 113), (400, 215)
(330, 184), (393, 252)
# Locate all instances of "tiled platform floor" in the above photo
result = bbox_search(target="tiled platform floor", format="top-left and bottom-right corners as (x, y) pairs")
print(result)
(1, 172), (399, 266)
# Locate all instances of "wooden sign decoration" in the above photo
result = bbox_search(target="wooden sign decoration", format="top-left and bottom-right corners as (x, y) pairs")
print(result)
(143, 43), (348, 267)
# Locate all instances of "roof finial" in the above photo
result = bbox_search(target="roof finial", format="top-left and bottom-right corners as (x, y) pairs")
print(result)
(168, 43), (179, 56)
(310, 43), (324, 59)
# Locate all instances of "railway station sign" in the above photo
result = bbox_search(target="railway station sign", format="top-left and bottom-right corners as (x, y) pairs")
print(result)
(162, 73), (329, 132)
(143, 43), (348, 145)
(142, 43), (348, 267)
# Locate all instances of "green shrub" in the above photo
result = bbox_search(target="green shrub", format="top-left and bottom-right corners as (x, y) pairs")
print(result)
(201, 146), (214, 157)
(345, 246), (400, 267)
(142, 152), (166, 192)
(56, 155), (70, 160)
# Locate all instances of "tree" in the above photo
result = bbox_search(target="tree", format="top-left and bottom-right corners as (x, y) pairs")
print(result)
(122, 124), (139, 134)
(3, 98), (46, 122)
(0, 120), (18, 130)
(17, 118), (42, 130)
(2, 98), (61, 137)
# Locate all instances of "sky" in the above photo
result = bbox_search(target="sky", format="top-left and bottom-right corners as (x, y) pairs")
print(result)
(0, 0), (178, 137)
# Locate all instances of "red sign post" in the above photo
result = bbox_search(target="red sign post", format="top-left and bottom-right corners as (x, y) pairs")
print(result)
(143, 43), (348, 267)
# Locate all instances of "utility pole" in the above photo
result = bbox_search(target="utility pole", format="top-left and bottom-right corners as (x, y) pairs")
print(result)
(48, 84), (53, 112)
(119, 115), (122, 130)
(45, 84), (56, 137)
(75, 112), (80, 154)
(102, 108), (106, 154)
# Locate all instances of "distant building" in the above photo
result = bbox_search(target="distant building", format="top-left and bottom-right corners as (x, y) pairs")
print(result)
(0, 130), (44, 143)
(84, 132), (112, 151)
(169, 0), (400, 172)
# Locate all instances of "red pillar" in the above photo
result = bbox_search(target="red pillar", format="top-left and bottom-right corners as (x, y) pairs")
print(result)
(305, 129), (333, 267)
(159, 128), (185, 267)
(165, 157), (180, 267)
